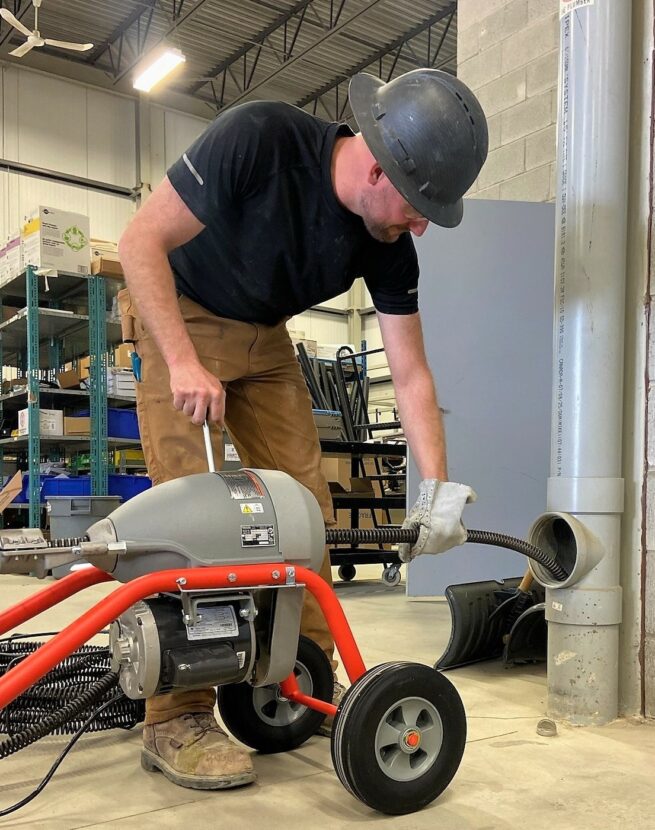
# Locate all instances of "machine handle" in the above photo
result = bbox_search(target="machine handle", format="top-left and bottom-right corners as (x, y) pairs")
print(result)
(203, 420), (216, 473)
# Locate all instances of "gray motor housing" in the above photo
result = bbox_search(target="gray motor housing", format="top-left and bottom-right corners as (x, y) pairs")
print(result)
(86, 468), (326, 581)
(98, 469), (327, 690)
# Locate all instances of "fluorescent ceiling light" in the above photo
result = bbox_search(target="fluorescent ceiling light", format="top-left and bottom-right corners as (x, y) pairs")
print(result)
(134, 48), (185, 92)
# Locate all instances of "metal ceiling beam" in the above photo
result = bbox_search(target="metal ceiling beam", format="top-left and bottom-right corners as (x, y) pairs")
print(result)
(213, 0), (388, 112)
(188, 0), (317, 95)
(84, 0), (159, 66)
(112, 0), (212, 84)
(238, 0), (439, 64)
(296, 3), (456, 116)
(0, 0), (31, 47)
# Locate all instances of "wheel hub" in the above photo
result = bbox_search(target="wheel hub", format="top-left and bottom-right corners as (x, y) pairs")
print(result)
(374, 695), (444, 782)
(400, 728), (421, 753)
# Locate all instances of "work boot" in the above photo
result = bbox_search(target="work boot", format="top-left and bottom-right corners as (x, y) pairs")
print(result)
(317, 681), (347, 737)
(142, 712), (256, 790)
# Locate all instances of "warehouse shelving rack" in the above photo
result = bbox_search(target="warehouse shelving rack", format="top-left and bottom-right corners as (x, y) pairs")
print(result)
(0, 265), (128, 528)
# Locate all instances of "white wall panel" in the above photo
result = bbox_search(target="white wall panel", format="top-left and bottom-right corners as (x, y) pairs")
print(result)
(361, 313), (388, 376)
(2, 67), (18, 161)
(315, 289), (350, 310)
(17, 70), (87, 177)
(11, 172), (87, 231)
(148, 106), (210, 188)
(86, 89), (136, 188)
(87, 191), (134, 242)
(0, 172), (131, 244)
(0, 170), (7, 236)
(290, 310), (350, 344)
(148, 107), (167, 188)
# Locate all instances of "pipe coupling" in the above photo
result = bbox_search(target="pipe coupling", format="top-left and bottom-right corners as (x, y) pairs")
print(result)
(527, 512), (603, 588)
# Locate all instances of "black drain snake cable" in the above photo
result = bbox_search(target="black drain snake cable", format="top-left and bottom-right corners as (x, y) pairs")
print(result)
(0, 670), (120, 760)
(325, 527), (568, 582)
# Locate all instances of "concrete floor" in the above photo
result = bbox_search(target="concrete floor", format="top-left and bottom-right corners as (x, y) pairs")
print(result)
(0, 565), (653, 830)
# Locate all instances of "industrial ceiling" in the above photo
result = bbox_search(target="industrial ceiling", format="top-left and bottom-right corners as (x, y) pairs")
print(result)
(0, 0), (457, 122)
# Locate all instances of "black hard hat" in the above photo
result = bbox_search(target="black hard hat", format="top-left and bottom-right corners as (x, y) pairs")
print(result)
(348, 69), (488, 228)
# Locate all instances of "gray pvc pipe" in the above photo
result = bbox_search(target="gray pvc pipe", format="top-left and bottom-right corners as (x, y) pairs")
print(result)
(545, 2), (631, 725)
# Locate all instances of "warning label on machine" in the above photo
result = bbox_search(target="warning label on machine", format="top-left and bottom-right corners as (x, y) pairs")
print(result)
(240, 503), (264, 514)
(240, 524), (275, 547)
(222, 472), (264, 500)
(186, 606), (239, 640)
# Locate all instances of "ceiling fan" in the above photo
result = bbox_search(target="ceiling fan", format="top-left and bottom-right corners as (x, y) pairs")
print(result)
(0, 0), (93, 58)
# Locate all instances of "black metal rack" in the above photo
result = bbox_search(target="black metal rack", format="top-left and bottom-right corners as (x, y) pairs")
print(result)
(320, 438), (407, 586)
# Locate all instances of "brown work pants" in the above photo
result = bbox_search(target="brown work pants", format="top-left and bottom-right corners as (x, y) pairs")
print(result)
(118, 290), (336, 725)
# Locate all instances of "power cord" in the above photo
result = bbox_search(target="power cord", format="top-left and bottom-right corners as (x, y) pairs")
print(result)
(0, 690), (126, 817)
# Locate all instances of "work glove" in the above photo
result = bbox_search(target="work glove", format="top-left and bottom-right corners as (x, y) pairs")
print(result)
(398, 480), (477, 563)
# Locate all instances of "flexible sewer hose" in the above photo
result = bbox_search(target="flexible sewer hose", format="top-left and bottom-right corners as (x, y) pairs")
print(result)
(325, 527), (568, 582)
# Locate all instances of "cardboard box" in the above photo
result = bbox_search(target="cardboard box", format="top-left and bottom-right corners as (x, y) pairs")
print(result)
(91, 257), (124, 280)
(113, 448), (145, 465)
(4, 234), (22, 281)
(291, 337), (317, 359)
(320, 457), (352, 491)
(79, 355), (91, 380)
(316, 343), (357, 361)
(1, 376), (29, 394)
(107, 367), (136, 398)
(0, 472), (23, 514)
(22, 206), (90, 275)
(114, 343), (133, 368)
(18, 408), (64, 436)
(64, 416), (90, 435)
(57, 367), (84, 389)
(2, 306), (20, 322)
(90, 239), (118, 256)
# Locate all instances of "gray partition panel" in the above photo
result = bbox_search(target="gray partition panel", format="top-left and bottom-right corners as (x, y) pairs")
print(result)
(406, 199), (555, 596)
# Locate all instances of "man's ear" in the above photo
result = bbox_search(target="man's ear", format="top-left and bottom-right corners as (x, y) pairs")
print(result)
(367, 162), (385, 186)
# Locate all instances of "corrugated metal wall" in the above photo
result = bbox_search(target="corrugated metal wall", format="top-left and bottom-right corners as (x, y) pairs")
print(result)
(0, 65), (136, 241)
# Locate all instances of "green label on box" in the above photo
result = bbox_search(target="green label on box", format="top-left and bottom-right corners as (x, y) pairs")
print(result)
(63, 225), (88, 252)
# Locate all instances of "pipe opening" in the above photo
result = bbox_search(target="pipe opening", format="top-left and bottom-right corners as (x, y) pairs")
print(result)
(529, 515), (579, 586)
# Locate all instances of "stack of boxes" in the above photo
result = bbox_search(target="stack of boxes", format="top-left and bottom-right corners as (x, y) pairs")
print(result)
(0, 206), (91, 288)
(90, 239), (123, 280)
(0, 206), (148, 508)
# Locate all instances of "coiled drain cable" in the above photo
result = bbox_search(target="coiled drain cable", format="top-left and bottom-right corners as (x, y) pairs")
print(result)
(325, 527), (568, 582)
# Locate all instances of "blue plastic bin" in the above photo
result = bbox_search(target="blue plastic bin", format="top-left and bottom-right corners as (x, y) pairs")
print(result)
(75, 408), (139, 439)
(108, 474), (151, 501)
(14, 475), (91, 503)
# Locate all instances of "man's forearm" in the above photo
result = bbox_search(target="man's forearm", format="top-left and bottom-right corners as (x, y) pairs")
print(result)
(394, 368), (448, 481)
(119, 236), (199, 370)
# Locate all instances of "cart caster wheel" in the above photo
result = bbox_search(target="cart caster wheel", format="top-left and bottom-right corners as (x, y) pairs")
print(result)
(382, 566), (402, 587)
(331, 662), (466, 815)
(218, 635), (333, 753)
(338, 564), (356, 582)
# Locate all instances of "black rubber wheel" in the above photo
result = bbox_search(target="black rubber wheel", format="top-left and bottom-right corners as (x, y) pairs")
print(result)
(217, 635), (334, 753)
(331, 662), (466, 815)
(382, 566), (402, 587)
(338, 564), (356, 582)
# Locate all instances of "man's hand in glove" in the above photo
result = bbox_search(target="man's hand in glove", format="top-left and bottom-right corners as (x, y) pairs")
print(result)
(398, 480), (477, 563)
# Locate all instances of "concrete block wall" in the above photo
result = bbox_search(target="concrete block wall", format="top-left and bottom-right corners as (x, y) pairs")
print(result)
(458, 0), (559, 202)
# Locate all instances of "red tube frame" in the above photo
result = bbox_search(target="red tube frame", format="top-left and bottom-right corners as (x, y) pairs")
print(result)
(0, 564), (366, 715)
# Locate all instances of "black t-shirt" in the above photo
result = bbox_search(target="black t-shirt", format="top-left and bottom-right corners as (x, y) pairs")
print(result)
(167, 101), (419, 324)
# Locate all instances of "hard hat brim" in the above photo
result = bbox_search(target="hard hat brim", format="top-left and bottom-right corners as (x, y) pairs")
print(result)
(348, 72), (464, 229)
